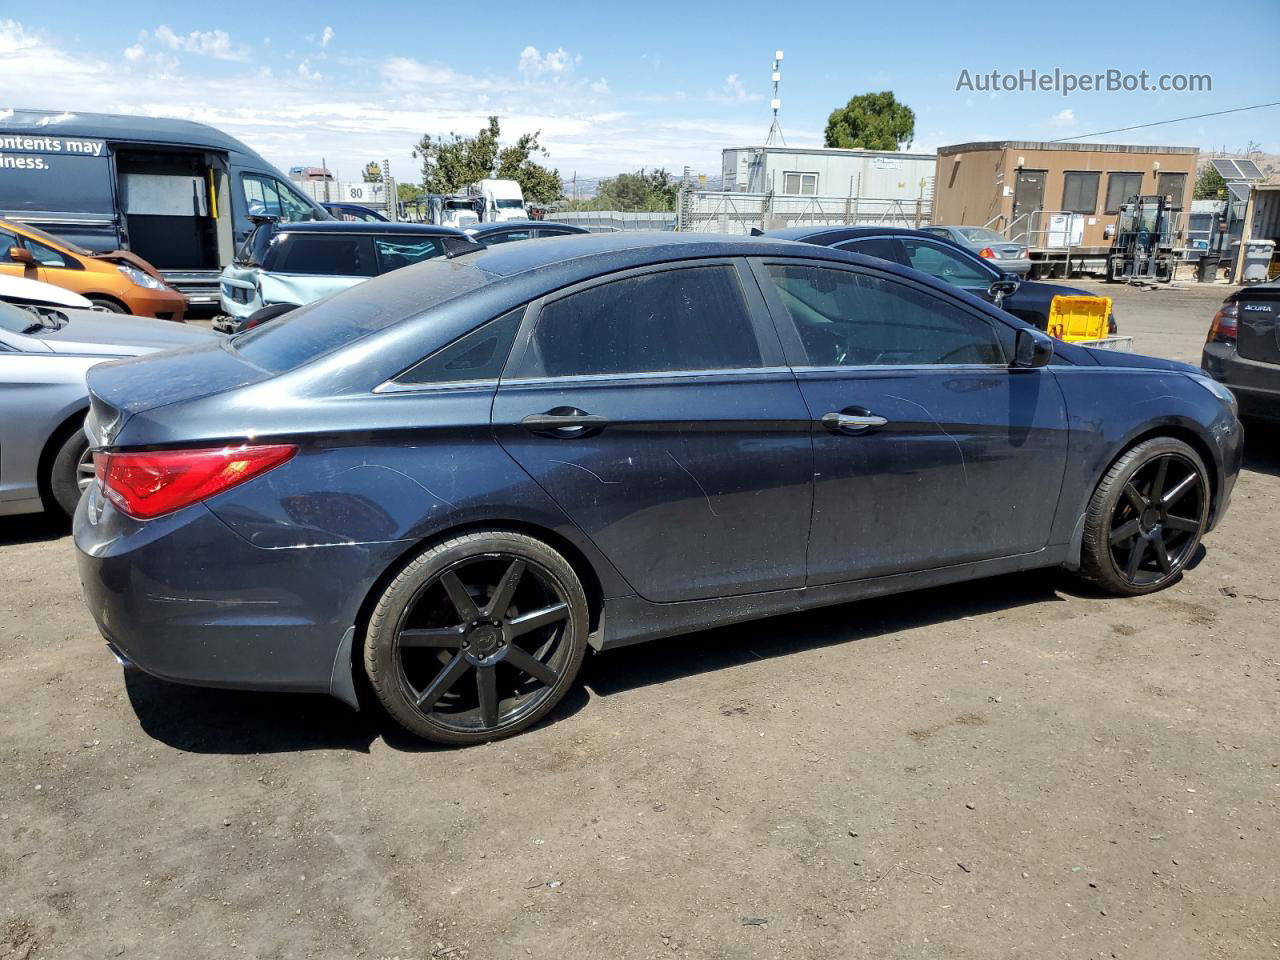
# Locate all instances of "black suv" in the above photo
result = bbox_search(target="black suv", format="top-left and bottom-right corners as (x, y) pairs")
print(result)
(765, 226), (1117, 335)
(1202, 282), (1280, 421)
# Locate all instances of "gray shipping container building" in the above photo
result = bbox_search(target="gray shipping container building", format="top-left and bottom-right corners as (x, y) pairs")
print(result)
(720, 145), (936, 201)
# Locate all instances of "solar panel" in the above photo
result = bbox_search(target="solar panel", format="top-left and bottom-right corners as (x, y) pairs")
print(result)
(1211, 158), (1242, 178)
(1228, 182), (1252, 202)
(1234, 158), (1264, 180)
(1210, 157), (1265, 182)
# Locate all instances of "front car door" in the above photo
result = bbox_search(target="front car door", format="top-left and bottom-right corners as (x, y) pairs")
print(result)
(491, 259), (813, 603)
(752, 258), (1070, 585)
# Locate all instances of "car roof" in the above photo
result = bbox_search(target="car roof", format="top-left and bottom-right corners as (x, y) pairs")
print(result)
(764, 225), (935, 243)
(271, 221), (466, 237)
(458, 230), (893, 280)
(466, 220), (588, 235)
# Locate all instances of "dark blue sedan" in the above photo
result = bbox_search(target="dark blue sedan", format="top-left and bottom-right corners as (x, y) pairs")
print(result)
(75, 232), (1242, 744)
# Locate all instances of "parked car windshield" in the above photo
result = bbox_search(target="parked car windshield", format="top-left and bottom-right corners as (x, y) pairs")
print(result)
(230, 258), (490, 373)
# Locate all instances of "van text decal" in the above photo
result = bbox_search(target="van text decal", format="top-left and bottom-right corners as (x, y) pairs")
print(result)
(0, 135), (107, 171)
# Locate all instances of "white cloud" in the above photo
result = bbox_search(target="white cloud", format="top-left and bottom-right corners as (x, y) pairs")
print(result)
(517, 45), (578, 82)
(123, 42), (145, 62)
(0, 19), (758, 184)
(297, 60), (321, 82)
(320, 26), (334, 48)
(1050, 108), (1076, 127)
(707, 73), (761, 103)
(151, 25), (247, 61)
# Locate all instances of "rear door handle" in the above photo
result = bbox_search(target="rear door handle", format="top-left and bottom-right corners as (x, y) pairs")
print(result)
(821, 411), (888, 434)
(521, 407), (609, 438)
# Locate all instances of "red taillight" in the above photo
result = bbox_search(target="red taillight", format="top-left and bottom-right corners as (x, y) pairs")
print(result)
(93, 444), (297, 520)
(1208, 302), (1238, 343)
(978, 247), (996, 259)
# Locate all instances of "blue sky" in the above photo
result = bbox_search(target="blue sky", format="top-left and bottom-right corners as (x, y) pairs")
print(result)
(2, 0), (1277, 187)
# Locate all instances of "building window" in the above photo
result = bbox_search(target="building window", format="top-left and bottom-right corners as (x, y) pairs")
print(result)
(1104, 172), (1144, 214)
(782, 172), (819, 196)
(1061, 171), (1099, 214)
(1156, 172), (1187, 210)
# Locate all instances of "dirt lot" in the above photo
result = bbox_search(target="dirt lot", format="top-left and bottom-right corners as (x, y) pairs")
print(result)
(2, 281), (1277, 960)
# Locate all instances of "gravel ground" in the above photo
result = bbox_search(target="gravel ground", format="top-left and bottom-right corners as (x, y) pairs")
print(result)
(2, 280), (1277, 960)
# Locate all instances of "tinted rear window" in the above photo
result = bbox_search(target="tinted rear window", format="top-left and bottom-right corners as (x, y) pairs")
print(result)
(266, 234), (378, 276)
(231, 258), (490, 373)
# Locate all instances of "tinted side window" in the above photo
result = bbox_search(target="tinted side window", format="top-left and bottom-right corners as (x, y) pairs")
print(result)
(837, 237), (905, 263)
(241, 174), (317, 223)
(0, 228), (20, 258)
(899, 239), (994, 287)
(767, 264), (1004, 367)
(267, 234), (377, 276)
(397, 310), (523, 385)
(373, 237), (445, 272)
(515, 265), (762, 378)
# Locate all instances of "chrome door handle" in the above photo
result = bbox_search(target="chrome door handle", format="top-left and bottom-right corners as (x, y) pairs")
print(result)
(821, 411), (888, 434)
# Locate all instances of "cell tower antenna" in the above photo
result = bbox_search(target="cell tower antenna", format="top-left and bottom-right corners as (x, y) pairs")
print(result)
(765, 50), (785, 146)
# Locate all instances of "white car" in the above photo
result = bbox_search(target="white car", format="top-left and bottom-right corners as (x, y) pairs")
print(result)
(0, 273), (95, 311)
(214, 221), (476, 332)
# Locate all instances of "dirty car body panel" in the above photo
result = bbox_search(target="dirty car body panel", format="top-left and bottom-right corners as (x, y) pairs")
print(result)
(74, 232), (1241, 708)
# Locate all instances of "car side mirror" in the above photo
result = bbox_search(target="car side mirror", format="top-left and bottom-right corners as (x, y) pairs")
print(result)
(1012, 327), (1054, 369)
(8, 246), (35, 266)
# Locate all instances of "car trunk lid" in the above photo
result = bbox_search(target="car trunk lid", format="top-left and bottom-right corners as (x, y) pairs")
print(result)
(86, 340), (270, 446)
(1233, 283), (1280, 364)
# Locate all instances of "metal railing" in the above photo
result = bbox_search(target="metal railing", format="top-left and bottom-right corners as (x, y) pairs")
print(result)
(676, 189), (933, 234)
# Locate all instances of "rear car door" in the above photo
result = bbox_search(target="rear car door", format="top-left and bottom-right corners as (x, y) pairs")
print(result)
(492, 260), (813, 603)
(753, 258), (1069, 585)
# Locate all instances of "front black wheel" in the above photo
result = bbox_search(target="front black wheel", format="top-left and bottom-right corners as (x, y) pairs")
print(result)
(48, 427), (92, 519)
(1079, 438), (1209, 595)
(364, 531), (589, 745)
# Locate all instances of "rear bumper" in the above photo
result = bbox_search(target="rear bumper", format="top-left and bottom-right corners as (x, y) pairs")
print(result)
(997, 257), (1032, 275)
(1201, 343), (1280, 421)
(73, 483), (405, 698)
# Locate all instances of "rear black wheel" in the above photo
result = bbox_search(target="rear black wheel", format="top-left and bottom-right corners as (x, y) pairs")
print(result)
(364, 531), (588, 745)
(1079, 438), (1209, 595)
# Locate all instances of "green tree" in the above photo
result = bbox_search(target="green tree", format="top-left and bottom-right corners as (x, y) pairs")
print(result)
(567, 168), (678, 211)
(824, 91), (915, 151)
(362, 161), (383, 183)
(395, 181), (422, 203)
(1194, 165), (1227, 200)
(412, 117), (563, 203)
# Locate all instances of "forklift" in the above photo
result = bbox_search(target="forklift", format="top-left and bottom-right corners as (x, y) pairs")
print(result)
(1105, 194), (1179, 284)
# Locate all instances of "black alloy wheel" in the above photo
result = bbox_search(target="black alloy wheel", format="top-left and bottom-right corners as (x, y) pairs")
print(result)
(1080, 438), (1209, 595)
(364, 531), (588, 744)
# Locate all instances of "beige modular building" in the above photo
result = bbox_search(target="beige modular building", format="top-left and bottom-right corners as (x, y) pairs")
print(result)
(933, 140), (1198, 275)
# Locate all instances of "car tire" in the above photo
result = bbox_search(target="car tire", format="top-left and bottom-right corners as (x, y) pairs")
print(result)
(87, 297), (128, 313)
(364, 530), (589, 745)
(1078, 437), (1210, 596)
(48, 426), (92, 519)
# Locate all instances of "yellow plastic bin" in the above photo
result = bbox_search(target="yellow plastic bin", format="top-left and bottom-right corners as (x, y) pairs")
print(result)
(1046, 295), (1112, 342)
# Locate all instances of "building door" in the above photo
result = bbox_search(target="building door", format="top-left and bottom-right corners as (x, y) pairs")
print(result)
(1012, 169), (1047, 242)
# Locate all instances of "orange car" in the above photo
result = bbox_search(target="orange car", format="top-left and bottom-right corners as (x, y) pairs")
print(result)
(0, 218), (186, 321)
